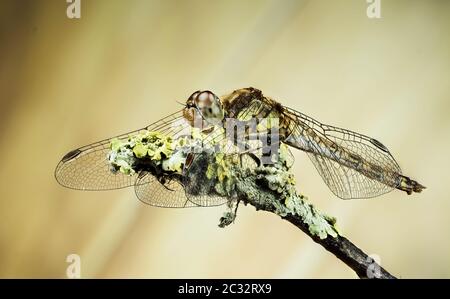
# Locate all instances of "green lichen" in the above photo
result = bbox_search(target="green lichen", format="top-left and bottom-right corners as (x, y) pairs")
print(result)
(107, 127), (219, 176)
(108, 131), (180, 175)
(205, 153), (240, 197)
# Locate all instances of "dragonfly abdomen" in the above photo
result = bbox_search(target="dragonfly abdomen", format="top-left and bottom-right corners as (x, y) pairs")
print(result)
(396, 175), (426, 195)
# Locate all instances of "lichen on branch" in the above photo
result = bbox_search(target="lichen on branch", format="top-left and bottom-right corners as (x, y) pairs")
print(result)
(106, 128), (339, 239)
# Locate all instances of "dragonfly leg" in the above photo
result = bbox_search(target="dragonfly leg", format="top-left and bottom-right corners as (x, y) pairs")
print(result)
(233, 198), (241, 222)
(158, 175), (176, 192)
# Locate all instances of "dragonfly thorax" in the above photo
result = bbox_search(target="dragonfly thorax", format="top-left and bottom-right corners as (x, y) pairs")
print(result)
(186, 90), (224, 126)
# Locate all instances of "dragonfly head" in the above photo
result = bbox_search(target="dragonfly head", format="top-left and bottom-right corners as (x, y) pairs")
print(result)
(185, 90), (224, 126)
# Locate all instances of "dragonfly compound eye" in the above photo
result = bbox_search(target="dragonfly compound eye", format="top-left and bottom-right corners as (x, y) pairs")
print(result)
(194, 91), (215, 108)
(191, 90), (224, 125)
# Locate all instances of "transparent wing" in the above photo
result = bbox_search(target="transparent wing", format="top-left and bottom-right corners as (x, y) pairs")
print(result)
(306, 150), (394, 199)
(134, 171), (198, 208)
(55, 110), (189, 190)
(283, 107), (401, 199)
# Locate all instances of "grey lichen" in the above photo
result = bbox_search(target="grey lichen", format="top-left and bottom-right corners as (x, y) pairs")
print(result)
(209, 145), (339, 239)
(107, 129), (340, 240)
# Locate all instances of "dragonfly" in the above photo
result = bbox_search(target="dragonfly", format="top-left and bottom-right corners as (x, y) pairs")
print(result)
(55, 87), (425, 207)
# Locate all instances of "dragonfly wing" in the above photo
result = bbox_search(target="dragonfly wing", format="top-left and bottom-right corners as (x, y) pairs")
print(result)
(55, 110), (188, 190)
(284, 107), (401, 199)
(306, 150), (394, 199)
(134, 171), (197, 208)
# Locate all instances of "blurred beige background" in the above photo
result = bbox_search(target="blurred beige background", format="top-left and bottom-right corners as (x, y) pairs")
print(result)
(0, 0), (449, 278)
